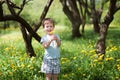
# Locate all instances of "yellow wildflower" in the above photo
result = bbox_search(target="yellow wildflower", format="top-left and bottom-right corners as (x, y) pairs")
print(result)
(49, 30), (54, 34)
(21, 64), (25, 69)
(78, 68), (80, 71)
(105, 57), (114, 61)
(9, 72), (13, 75)
(83, 74), (86, 76)
(73, 57), (77, 60)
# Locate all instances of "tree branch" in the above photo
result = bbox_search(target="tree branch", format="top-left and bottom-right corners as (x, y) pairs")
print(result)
(5, 0), (16, 15)
(33, 0), (53, 31)
(17, 0), (33, 15)
(1, 15), (41, 42)
(0, 1), (4, 20)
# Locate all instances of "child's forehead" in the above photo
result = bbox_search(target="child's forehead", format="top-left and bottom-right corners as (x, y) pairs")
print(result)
(44, 20), (53, 24)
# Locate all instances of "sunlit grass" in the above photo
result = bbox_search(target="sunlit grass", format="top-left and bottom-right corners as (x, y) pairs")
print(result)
(0, 25), (120, 80)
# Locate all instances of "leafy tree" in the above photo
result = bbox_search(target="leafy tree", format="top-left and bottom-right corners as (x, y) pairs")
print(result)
(0, 0), (120, 58)
(60, 0), (87, 38)
(60, 0), (120, 56)
(96, 0), (120, 56)
(0, 0), (53, 57)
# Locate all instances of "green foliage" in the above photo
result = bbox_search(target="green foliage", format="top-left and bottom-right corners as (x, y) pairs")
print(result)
(0, 25), (120, 80)
(16, 0), (71, 26)
(111, 11), (120, 25)
(1, 0), (120, 28)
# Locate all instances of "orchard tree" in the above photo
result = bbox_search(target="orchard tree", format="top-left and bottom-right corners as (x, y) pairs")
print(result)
(59, 0), (109, 36)
(60, 0), (120, 56)
(60, 0), (88, 38)
(0, 0), (53, 57)
(96, 0), (120, 56)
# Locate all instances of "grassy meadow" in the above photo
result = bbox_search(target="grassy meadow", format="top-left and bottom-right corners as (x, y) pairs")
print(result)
(0, 25), (120, 80)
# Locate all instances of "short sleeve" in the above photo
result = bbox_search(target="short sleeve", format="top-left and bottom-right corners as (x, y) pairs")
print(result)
(40, 36), (46, 44)
(56, 34), (61, 41)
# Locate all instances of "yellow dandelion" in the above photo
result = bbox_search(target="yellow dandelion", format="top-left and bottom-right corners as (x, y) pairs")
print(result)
(73, 57), (77, 60)
(98, 62), (103, 64)
(90, 54), (97, 59)
(21, 64), (25, 69)
(27, 65), (31, 68)
(90, 63), (95, 67)
(78, 67), (80, 71)
(81, 50), (86, 53)
(117, 64), (120, 71)
(61, 61), (65, 64)
(20, 57), (24, 61)
(30, 66), (34, 70)
(105, 57), (114, 61)
(83, 74), (86, 76)
(71, 73), (75, 76)
(31, 57), (35, 62)
(63, 74), (68, 78)
(9, 71), (13, 75)
(116, 59), (120, 62)
(11, 64), (15, 69)
(49, 30), (54, 34)
(98, 54), (104, 60)
(93, 59), (98, 62)
(89, 50), (95, 53)
(111, 46), (117, 51)
(4, 47), (9, 51)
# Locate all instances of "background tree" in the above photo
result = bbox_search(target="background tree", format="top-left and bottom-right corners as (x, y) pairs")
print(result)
(60, 0), (81, 38)
(0, 0), (120, 58)
(0, 0), (53, 57)
(96, 0), (120, 56)
(60, 0), (120, 56)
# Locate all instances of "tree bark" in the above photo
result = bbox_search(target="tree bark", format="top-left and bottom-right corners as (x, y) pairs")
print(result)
(90, 0), (100, 33)
(33, 0), (54, 31)
(19, 24), (36, 57)
(96, 0), (119, 56)
(0, 0), (54, 57)
(96, 24), (107, 56)
(71, 22), (81, 38)
(0, 1), (3, 20)
(60, 0), (82, 38)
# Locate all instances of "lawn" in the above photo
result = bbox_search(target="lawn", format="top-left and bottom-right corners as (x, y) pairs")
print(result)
(0, 25), (120, 80)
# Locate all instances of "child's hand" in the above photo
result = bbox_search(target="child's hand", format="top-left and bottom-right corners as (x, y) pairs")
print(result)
(50, 35), (58, 41)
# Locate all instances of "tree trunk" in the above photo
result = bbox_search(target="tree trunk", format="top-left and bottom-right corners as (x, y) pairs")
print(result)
(95, 0), (118, 57)
(81, 20), (85, 34)
(0, 0), (53, 57)
(19, 24), (36, 57)
(96, 24), (107, 56)
(93, 17), (100, 33)
(90, 0), (100, 33)
(60, 0), (82, 38)
(72, 22), (81, 38)
(0, 1), (3, 20)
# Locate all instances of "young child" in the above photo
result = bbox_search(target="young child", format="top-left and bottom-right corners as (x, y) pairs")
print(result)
(40, 18), (61, 80)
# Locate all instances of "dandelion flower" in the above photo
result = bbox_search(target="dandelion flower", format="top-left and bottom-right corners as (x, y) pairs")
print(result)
(49, 30), (54, 34)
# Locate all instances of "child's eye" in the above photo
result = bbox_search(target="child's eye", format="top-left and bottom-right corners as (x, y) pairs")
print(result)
(46, 26), (49, 28)
(46, 26), (53, 28)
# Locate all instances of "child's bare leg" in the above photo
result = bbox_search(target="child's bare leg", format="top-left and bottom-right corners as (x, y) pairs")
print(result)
(52, 74), (58, 80)
(46, 74), (52, 80)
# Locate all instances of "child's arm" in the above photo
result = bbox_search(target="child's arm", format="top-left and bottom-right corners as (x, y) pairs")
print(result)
(56, 38), (61, 47)
(42, 40), (52, 48)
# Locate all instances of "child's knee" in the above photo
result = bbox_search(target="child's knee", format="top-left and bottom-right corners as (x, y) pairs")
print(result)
(46, 74), (52, 79)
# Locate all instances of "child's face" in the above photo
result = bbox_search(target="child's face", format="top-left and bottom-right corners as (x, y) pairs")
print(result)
(43, 20), (54, 35)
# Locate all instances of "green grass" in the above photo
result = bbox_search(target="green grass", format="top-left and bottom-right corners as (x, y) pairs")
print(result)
(0, 25), (120, 80)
